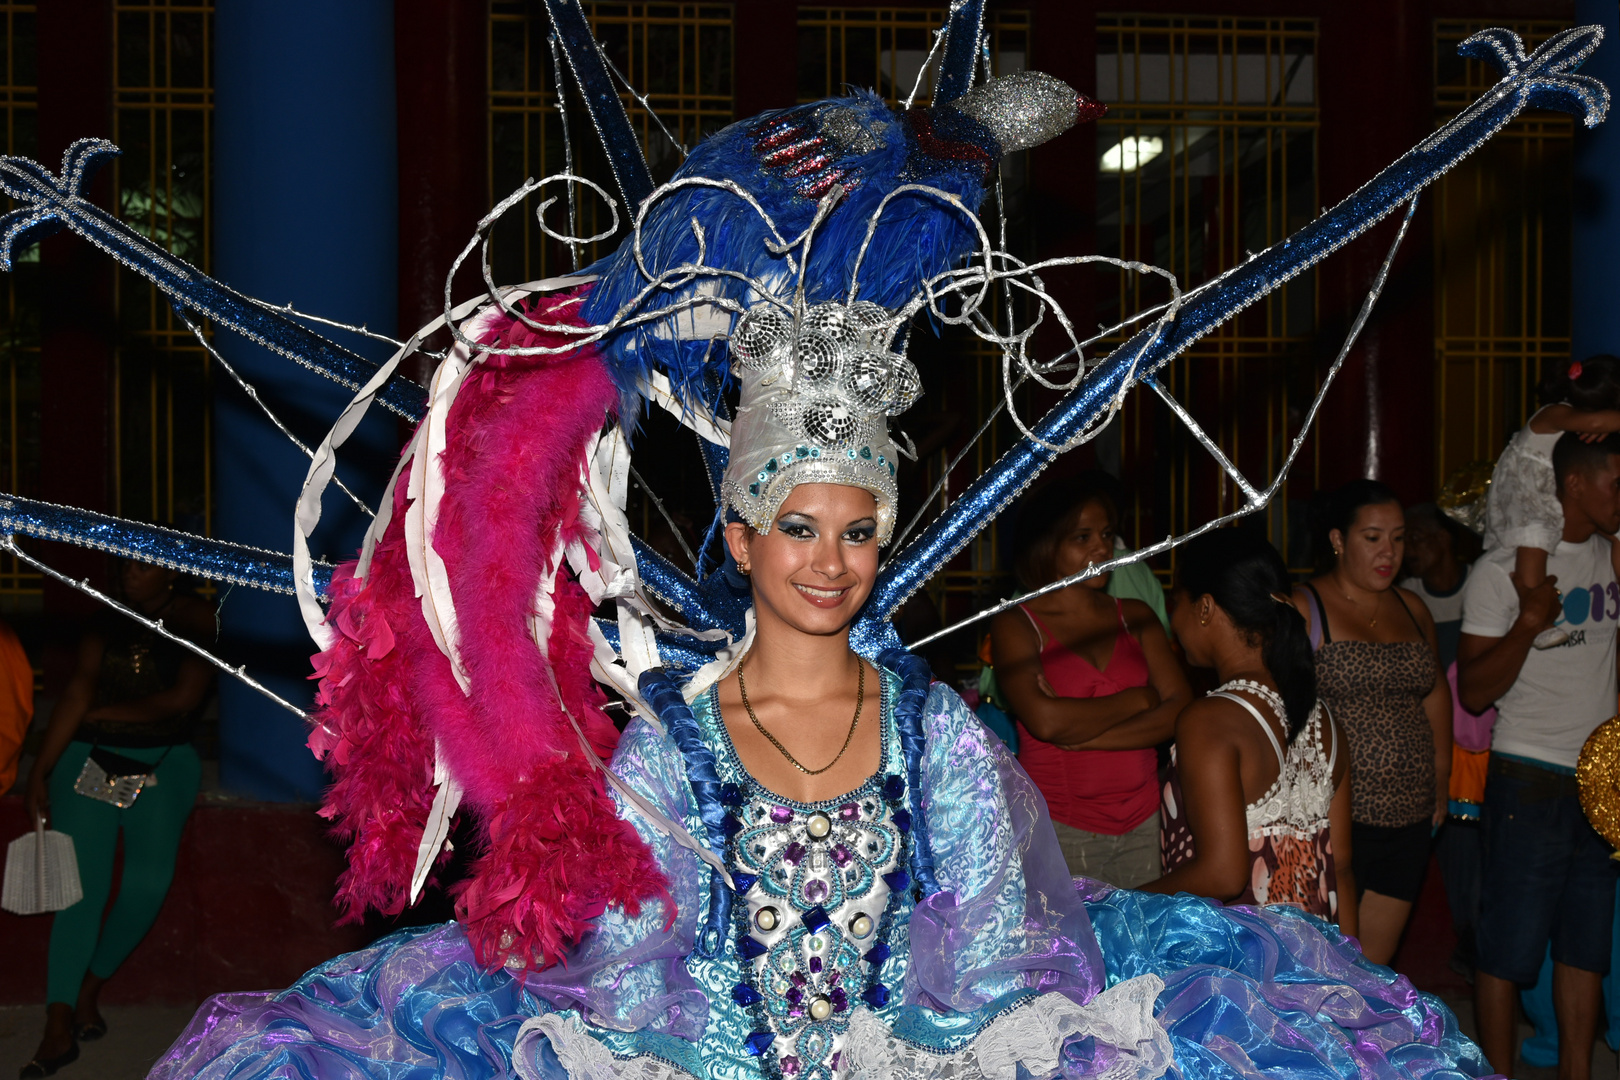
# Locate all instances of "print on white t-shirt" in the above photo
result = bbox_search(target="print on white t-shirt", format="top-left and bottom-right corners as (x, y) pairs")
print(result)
(1459, 536), (1619, 770)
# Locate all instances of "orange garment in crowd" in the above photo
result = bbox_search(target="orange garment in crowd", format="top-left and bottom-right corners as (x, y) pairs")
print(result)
(1450, 744), (1489, 810)
(0, 617), (33, 795)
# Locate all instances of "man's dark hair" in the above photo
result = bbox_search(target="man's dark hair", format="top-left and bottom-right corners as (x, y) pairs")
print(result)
(1553, 431), (1620, 496)
(1406, 501), (1464, 542)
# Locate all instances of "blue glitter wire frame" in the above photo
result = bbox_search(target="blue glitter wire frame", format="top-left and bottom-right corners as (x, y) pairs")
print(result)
(0, 22), (1603, 711)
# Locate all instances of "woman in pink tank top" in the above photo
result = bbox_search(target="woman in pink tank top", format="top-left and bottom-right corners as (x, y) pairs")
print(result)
(991, 479), (1191, 887)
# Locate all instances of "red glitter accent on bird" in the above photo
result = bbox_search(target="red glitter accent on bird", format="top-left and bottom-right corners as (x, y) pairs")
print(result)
(1075, 93), (1108, 123)
(905, 108), (993, 176)
(800, 169), (850, 198)
(762, 136), (826, 167)
(784, 153), (834, 178)
(753, 122), (808, 154)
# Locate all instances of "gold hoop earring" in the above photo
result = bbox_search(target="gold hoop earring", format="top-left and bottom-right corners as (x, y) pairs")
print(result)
(738, 563), (750, 577)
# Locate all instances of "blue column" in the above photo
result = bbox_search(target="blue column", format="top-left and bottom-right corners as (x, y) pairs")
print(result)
(213, 2), (399, 801)
(1573, 0), (1620, 361)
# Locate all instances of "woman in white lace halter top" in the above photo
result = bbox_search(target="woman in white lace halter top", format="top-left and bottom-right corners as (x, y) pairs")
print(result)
(1143, 530), (1356, 935)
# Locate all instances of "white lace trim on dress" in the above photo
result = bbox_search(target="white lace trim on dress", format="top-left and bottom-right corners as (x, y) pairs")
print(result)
(512, 974), (1172, 1080)
(838, 974), (1171, 1080)
(512, 1013), (695, 1080)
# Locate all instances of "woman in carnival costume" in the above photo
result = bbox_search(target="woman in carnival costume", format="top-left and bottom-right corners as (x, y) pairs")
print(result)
(152, 69), (1491, 1080)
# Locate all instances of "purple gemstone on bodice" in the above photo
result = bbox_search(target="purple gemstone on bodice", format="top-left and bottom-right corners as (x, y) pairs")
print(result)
(786, 986), (803, 1004)
(832, 844), (852, 866)
(809, 956), (823, 973)
(770, 805), (793, 823)
(804, 878), (829, 903)
(838, 802), (859, 820)
(783, 842), (806, 865)
(827, 968), (842, 985)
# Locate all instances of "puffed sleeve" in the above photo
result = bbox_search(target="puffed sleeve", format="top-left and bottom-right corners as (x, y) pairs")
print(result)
(904, 682), (1108, 1011)
(523, 716), (710, 1040)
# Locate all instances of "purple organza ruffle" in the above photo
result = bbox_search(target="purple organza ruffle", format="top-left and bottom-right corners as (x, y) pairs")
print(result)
(907, 685), (1108, 1011)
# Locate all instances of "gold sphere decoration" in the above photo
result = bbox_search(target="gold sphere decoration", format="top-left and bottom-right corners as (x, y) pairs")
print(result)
(1577, 715), (1620, 855)
(1437, 460), (1494, 536)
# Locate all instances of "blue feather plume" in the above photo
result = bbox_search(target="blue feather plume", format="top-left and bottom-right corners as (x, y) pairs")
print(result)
(584, 88), (1000, 420)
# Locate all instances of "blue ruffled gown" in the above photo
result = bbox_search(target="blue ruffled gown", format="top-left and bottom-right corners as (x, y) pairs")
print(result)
(150, 661), (1491, 1080)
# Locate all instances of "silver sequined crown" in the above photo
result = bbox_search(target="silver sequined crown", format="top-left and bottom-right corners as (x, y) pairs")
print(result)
(722, 301), (922, 543)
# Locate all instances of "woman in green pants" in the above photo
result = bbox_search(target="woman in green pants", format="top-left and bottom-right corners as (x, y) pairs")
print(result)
(20, 560), (215, 1078)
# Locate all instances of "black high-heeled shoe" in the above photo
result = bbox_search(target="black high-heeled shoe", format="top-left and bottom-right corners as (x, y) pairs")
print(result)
(18, 1040), (78, 1079)
(72, 1019), (105, 1042)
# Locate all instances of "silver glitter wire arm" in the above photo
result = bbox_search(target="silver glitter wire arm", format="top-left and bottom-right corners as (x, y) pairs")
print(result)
(907, 195), (1422, 652)
(1, 536), (310, 721)
(903, 26), (949, 110)
(548, 29), (583, 271)
(628, 463), (699, 572)
(246, 296), (442, 359)
(598, 43), (688, 160)
(1146, 376), (1262, 507)
(886, 286), (1180, 557)
(174, 305), (376, 520)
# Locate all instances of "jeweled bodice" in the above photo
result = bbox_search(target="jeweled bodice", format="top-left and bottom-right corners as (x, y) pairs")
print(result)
(688, 672), (913, 1079)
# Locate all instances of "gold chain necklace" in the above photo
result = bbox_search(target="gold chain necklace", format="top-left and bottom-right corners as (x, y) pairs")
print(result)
(737, 660), (865, 776)
(1340, 583), (1383, 629)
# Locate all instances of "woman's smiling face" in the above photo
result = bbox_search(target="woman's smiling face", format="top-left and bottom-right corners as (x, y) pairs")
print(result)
(726, 483), (880, 638)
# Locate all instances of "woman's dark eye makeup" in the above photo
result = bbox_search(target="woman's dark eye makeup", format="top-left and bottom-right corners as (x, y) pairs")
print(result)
(777, 515), (876, 542)
(778, 519), (816, 539)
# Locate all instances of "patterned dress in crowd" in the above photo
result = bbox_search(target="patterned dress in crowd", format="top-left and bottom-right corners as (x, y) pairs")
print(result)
(1161, 681), (1340, 919)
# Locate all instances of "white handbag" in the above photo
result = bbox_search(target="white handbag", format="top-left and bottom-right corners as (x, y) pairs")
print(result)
(2, 814), (83, 915)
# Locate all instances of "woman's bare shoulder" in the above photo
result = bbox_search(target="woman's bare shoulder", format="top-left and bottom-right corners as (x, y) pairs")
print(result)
(1176, 693), (1249, 737)
(1118, 596), (1161, 630)
(1394, 585), (1435, 626)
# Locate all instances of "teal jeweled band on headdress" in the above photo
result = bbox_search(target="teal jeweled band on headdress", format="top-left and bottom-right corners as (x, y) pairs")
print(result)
(721, 301), (917, 543)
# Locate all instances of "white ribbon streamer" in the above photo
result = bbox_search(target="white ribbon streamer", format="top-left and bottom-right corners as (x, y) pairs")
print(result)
(409, 741), (465, 904)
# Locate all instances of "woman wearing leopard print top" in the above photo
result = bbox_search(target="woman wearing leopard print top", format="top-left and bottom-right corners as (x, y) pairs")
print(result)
(1293, 480), (1451, 967)
(1145, 530), (1355, 937)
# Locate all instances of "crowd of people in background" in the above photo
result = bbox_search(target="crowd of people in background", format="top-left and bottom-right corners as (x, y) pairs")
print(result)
(971, 353), (1620, 1080)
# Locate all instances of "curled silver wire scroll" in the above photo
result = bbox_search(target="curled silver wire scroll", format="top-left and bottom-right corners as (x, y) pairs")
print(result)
(907, 196), (1422, 651)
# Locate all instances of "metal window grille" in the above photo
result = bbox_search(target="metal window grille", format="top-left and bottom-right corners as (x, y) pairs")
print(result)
(795, 7), (1029, 107)
(0, 4), (36, 598)
(488, 2), (734, 285)
(1433, 20), (1571, 486)
(798, 7), (1031, 624)
(111, 0), (212, 539)
(1096, 14), (1318, 575)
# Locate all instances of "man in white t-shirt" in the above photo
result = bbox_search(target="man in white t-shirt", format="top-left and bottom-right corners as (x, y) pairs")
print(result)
(1458, 432), (1620, 1080)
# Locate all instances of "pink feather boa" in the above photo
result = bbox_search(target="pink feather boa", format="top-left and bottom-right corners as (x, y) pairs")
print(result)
(309, 288), (670, 971)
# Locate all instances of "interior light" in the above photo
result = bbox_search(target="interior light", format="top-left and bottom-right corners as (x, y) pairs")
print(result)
(1100, 136), (1164, 173)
